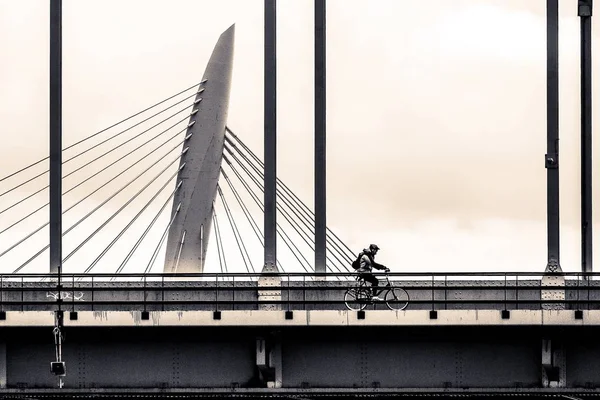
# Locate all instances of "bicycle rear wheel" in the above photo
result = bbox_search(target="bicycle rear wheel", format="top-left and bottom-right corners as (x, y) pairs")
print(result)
(385, 287), (409, 311)
(344, 288), (369, 311)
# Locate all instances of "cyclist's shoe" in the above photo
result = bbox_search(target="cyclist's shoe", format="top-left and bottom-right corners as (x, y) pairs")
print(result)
(371, 296), (383, 301)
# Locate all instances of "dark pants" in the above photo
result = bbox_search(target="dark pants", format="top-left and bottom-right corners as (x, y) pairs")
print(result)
(359, 272), (380, 296)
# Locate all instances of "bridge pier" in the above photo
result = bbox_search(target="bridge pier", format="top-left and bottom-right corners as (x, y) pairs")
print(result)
(256, 332), (282, 388)
(0, 342), (5, 389)
(542, 337), (566, 388)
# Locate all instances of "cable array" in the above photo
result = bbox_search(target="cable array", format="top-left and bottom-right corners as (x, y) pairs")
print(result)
(0, 82), (202, 274)
(0, 76), (356, 276)
(222, 128), (354, 276)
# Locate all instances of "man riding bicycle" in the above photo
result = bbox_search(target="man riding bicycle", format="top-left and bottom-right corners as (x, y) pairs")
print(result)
(357, 244), (389, 301)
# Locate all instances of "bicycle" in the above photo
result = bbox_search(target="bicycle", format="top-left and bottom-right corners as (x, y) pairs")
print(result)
(344, 271), (409, 311)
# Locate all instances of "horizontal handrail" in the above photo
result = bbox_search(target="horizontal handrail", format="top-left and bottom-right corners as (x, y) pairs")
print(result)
(0, 271), (596, 278)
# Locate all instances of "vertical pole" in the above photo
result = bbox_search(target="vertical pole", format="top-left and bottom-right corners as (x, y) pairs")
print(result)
(545, 0), (561, 274)
(579, 0), (593, 274)
(50, 0), (62, 277)
(264, 0), (277, 271)
(315, 0), (327, 274)
(50, 0), (65, 386)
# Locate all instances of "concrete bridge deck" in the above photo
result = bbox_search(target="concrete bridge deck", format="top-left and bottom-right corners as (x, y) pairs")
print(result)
(0, 309), (597, 327)
(0, 274), (597, 395)
(0, 274), (596, 311)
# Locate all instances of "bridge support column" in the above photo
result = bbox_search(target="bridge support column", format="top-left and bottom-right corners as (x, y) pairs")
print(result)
(579, 0), (593, 274)
(256, 332), (282, 388)
(544, 0), (563, 280)
(0, 342), (6, 389)
(542, 338), (566, 388)
(264, 0), (278, 271)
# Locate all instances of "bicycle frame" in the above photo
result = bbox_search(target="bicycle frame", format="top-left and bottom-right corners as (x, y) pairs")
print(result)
(346, 272), (409, 311)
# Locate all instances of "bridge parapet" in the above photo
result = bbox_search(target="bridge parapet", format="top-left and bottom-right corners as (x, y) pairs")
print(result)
(0, 273), (598, 312)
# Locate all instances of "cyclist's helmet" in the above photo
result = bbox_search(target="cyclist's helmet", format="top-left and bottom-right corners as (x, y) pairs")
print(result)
(369, 244), (380, 252)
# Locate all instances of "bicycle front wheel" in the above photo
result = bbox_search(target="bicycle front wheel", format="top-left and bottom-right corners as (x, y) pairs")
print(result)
(344, 288), (369, 311)
(385, 287), (409, 311)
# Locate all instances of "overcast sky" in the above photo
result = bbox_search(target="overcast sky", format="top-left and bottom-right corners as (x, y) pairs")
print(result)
(0, 0), (599, 276)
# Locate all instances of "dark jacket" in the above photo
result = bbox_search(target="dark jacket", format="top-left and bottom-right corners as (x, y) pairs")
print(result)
(357, 249), (386, 273)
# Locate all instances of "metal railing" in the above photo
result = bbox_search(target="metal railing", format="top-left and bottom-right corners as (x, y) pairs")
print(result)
(0, 271), (597, 312)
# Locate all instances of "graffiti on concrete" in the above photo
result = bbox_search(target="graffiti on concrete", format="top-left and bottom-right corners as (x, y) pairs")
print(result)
(46, 291), (85, 301)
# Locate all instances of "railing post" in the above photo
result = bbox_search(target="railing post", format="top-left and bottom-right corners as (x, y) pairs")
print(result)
(431, 275), (435, 311)
(303, 275), (306, 311)
(215, 274), (219, 312)
(161, 275), (165, 312)
(515, 275), (519, 310)
(444, 275), (447, 311)
(504, 274), (508, 311)
(20, 277), (23, 313)
(91, 276), (94, 312)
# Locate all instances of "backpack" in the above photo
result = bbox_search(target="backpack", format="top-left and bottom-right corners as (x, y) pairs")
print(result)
(351, 253), (363, 270)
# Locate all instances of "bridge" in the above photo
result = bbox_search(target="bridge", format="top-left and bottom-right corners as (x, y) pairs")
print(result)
(0, 0), (598, 398)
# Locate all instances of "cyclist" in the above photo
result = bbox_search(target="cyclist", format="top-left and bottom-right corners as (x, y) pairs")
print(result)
(357, 244), (389, 301)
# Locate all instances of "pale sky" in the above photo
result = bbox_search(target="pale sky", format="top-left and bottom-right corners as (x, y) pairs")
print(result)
(0, 0), (599, 276)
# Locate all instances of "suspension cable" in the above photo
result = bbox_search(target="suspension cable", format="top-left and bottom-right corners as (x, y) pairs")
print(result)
(63, 91), (198, 167)
(0, 122), (190, 228)
(12, 153), (186, 273)
(212, 206), (228, 275)
(227, 142), (350, 272)
(225, 137), (352, 256)
(114, 181), (183, 275)
(143, 202), (182, 274)
(220, 168), (285, 273)
(216, 185), (254, 273)
(224, 147), (346, 276)
(225, 145), (344, 270)
(0, 81), (202, 184)
(223, 157), (311, 272)
(71, 163), (185, 269)
(224, 137), (353, 269)
(84, 177), (183, 274)
(222, 157), (311, 273)
(0, 106), (191, 201)
(227, 127), (354, 260)
(0, 133), (190, 257)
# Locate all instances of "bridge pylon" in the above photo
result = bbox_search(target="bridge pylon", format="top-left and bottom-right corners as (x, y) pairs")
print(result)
(163, 25), (235, 273)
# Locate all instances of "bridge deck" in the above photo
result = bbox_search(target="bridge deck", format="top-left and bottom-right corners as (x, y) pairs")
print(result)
(0, 277), (596, 311)
(0, 309), (596, 326)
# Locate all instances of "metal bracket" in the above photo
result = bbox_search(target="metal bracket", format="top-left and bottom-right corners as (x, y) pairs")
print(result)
(542, 258), (565, 310)
(545, 154), (558, 169)
(259, 262), (281, 311)
(578, 0), (593, 17)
